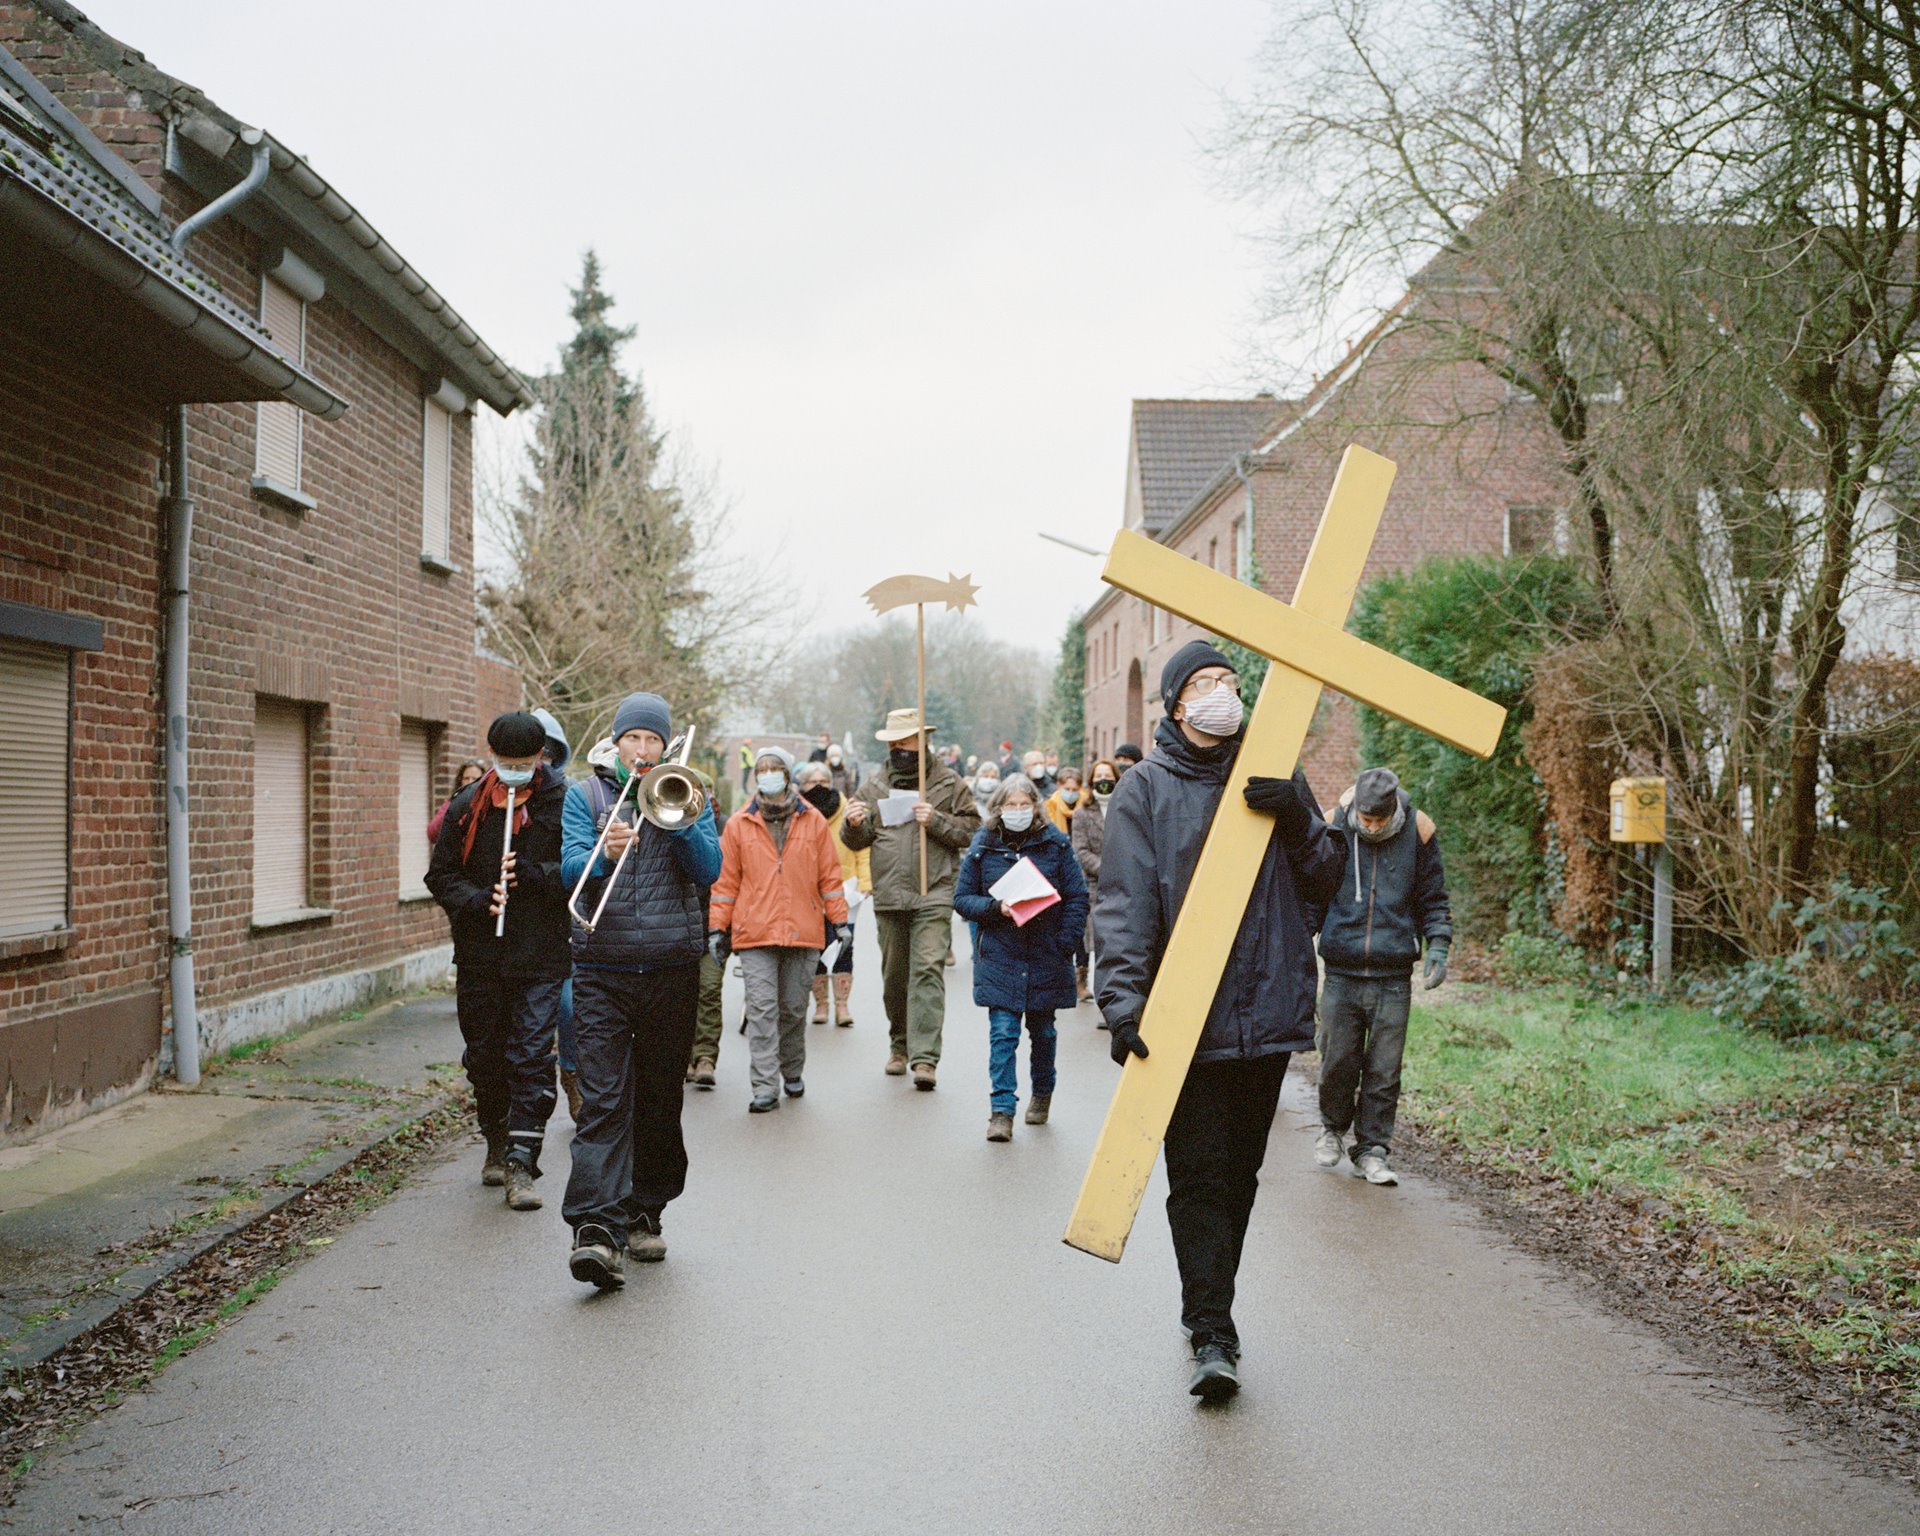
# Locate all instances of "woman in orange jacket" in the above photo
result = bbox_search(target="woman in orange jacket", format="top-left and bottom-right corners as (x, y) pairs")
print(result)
(708, 747), (851, 1113)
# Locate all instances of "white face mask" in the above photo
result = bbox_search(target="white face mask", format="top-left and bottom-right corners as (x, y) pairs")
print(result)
(1183, 689), (1244, 738)
(757, 771), (789, 798)
(1000, 805), (1034, 832)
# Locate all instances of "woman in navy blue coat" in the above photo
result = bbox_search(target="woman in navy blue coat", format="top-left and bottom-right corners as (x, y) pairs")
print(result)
(953, 774), (1090, 1142)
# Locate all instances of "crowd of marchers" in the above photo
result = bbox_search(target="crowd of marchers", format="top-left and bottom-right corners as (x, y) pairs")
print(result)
(422, 642), (1451, 1404)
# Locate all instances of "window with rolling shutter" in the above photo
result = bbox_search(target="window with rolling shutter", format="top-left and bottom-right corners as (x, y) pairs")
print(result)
(398, 720), (433, 898)
(256, 276), (304, 489)
(0, 637), (70, 938)
(253, 698), (310, 919)
(422, 400), (452, 561)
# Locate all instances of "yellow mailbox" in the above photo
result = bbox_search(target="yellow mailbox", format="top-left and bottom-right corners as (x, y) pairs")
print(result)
(1610, 777), (1667, 843)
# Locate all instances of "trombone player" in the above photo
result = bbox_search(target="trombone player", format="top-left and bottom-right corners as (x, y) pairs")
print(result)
(559, 692), (721, 1290)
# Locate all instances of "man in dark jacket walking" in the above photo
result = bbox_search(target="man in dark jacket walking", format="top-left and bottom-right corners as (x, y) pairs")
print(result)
(426, 712), (571, 1213)
(1095, 640), (1345, 1401)
(1309, 766), (1451, 1186)
(559, 692), (722, 1290)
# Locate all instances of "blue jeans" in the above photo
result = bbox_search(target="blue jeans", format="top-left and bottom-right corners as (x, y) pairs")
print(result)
(987, 1007), (1057, 1115)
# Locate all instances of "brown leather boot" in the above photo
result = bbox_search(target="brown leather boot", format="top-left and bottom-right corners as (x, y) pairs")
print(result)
(1025, 1094), (1051, 1125)
(832, 972), (854, 1026)
(810, 975), (830, 1024)
(560, 1067), (583, 1121)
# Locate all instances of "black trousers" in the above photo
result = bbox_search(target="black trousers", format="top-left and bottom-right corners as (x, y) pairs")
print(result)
(1162, 1051), (1291, 1352)
(562, 962), (701, 1245)
(454, 967), (562, 1173)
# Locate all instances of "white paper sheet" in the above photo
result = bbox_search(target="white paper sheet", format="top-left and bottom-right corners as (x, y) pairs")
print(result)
(987, 856), (1056, 906)
(878, 790), (921, 827)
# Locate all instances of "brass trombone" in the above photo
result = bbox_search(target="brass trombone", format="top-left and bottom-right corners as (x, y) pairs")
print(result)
(567, 725), (706, 933)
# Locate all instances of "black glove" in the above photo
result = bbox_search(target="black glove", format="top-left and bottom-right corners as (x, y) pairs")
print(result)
(1108, 1019), (1149, 1066)
(706, 929), (730, 965)
(1243, 767), (1316, 847)
(1423, 941), (1449, 990)
(832, 923), (854, 950)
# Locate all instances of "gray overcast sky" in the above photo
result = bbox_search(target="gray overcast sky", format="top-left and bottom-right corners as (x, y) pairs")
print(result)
(90, 0), (1282, 647)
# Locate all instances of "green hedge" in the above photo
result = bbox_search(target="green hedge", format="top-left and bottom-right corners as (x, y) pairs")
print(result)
(1349, 555), (1595, 943)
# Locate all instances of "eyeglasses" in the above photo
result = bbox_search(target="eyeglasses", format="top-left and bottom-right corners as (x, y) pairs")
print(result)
(1183, 674), (1240, 698)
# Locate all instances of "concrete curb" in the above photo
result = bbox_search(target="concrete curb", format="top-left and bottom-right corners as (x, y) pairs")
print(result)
(0, 1089), (461, 1374)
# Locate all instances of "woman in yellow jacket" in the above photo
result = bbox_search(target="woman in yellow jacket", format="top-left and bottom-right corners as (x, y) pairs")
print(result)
(1042, 766), (1083, 835)
(796, 760), (872, 1026)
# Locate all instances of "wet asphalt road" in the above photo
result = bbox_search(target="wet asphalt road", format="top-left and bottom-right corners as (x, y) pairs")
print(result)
(10, 927), (1918, 1535)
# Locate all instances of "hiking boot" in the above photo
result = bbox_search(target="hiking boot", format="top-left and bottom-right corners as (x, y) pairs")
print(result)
(504, 1159), (542, 1211)
(1189, 1340), (1240, 1401)
(810, 974), (830, 1024)
(684, 1061), (698, 1084)
(560, 1068), (583, 1121)
(986, 1113), (1014, 1142)
(1355, 1150), (1398, 1186)
(944, 949), (956, 966)
(885, 1051), (908, 1076)
(481, 1133), (507, 1187)
(626, 1212), (667, 1263)
(1025, 1094), (1051, 1126)
(911, 1062), (937, 1091)
(832, 972), (854, 1026)
(749, 1094), (779, 1113)
(1313, 1128), (1344, 1169)
(692, 1058), (717, 1089)
(569, 1227), (625, 1290)
(783, 1077), (805, 1098)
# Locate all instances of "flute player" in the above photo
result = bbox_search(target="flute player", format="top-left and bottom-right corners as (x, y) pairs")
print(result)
(426, 711), (571, 1215)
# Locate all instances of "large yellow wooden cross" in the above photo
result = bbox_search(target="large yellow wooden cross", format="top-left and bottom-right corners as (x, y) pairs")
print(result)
(1064, 445), (1509, 1261)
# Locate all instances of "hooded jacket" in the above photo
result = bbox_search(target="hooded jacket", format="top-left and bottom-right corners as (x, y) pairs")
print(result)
(709, 795), (850, 951)
(1093, 717), (1345, 1062)
(1309, 785), (1452, 977)
(426, 764), (571, 978)
(839, 752), (982, 911)
(954, 819), (1090, 1013)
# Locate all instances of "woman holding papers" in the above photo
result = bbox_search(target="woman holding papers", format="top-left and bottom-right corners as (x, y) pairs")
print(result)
(953, 774), (1090, 1143)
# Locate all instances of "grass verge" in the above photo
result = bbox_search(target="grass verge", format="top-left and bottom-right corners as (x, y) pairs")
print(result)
(1402, 984), (1919, 1476)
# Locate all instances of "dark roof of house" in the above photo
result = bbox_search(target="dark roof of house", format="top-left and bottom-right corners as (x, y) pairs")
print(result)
(1132, 398), (1294, 533)
(19, 0), (532, 415)
(0, 51), (344, 416)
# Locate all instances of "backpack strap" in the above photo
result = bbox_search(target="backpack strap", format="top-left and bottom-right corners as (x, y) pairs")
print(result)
(1415, 809), (1436, 844)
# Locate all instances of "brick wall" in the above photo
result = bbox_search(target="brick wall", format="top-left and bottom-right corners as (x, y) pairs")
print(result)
(0, 327), (169, 1129)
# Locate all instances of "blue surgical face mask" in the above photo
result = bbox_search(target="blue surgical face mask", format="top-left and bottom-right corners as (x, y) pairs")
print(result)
(757, 771), (789, 798)
(494, 763), (535, 788)
(1061, 789), (1079, 806)
(1001, 805), (1034, 833)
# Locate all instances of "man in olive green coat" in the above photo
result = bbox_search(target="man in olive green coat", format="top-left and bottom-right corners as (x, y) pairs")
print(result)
(841, 709), (982, 1089)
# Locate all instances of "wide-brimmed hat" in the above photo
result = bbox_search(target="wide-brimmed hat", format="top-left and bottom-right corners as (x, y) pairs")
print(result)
(875, 708), (933, 743)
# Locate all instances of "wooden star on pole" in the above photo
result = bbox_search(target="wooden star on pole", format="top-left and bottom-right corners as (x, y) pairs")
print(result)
(861, 572), (980, 617)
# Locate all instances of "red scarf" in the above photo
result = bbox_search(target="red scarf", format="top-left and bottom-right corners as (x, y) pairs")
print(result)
(458, 766), (537, 864)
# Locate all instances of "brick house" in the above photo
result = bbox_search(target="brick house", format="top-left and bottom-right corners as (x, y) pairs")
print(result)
(1084, 295), (1569, 798)
(0, 0), (530, 1138)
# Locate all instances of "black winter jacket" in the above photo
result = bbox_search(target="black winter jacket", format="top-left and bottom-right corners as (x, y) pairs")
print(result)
(1093, 718), (1345, 1062)
(1309, 790), (1452, 977)
(954, 821), (1090, 1013)
(562, 768), (719, 972)
(426, 766), (571, 979)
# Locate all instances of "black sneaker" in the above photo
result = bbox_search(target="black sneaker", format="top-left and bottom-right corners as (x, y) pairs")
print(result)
(1188, 1340), (1240, 1401)
(568, 1226), (625, 1290)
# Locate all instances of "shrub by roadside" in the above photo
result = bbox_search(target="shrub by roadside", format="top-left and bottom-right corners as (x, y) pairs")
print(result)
(1399, 984), (1919, 1480)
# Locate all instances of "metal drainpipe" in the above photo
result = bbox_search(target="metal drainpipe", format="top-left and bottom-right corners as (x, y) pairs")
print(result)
(161, 129), (270, 1085)
(163, 407), (200, 1086)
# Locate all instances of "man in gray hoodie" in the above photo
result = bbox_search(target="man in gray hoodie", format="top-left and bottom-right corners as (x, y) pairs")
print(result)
(1309, 766), (1452, 1187)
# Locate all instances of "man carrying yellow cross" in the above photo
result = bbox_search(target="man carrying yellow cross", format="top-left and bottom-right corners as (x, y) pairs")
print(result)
(1093, 637), (1346, 1402)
